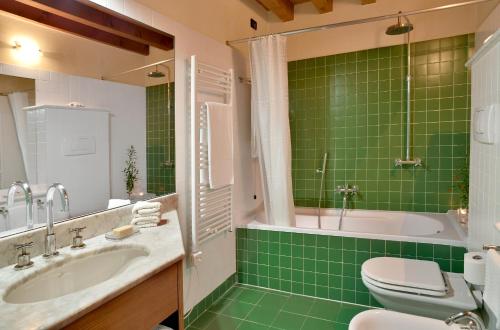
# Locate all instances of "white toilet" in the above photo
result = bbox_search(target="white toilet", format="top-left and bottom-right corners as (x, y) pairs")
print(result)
(361, 257), (478, 319)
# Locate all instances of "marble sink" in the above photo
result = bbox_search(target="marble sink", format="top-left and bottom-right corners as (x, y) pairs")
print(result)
(0, 209), (185, 329)
(4, 245), (149, 304)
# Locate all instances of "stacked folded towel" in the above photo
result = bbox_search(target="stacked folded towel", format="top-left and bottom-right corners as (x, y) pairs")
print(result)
(131, 201), (161, 226)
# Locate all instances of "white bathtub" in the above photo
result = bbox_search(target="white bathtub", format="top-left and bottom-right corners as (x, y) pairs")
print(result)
(246, 208), (467, 246)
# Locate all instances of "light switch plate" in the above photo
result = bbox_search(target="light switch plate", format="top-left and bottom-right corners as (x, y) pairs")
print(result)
(473, 104), (499, 144)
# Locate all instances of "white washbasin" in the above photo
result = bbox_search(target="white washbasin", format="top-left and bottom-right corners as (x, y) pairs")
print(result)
(3, 245), (149, 304)
(349, 310), (462, 330)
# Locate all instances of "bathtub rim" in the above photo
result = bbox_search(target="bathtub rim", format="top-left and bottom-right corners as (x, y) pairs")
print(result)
(241, 208), (467, 247)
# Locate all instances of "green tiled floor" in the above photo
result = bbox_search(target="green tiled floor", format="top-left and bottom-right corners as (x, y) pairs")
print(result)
(186, 284), (370, 330)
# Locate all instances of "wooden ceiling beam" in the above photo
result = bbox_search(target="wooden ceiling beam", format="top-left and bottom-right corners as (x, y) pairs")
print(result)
(256, 0), (294, 22)
(13, 0), (174, 51)
(0, 0), (150, 55)
(310, 0), (333, 13)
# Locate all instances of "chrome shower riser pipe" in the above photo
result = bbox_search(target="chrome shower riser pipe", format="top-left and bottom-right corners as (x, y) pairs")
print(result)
(406, 30), (411, 162)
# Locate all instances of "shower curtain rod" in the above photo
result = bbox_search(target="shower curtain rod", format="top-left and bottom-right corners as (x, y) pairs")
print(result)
(226, 0), (496, 46)
(101, 58), (174, 80)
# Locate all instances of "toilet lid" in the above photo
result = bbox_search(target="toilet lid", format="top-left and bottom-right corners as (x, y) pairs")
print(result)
(361, 257), (446, 294)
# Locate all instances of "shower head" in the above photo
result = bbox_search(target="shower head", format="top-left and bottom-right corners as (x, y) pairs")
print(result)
(386, 14), (413, 35)
(147, 65), (165, 78)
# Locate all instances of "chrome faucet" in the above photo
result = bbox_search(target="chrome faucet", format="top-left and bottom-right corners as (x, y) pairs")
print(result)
(335, 185), (358, 230)
(44, 183), (69, 258)
(7, 181), (34, 229)
(445, 311), (485, 330)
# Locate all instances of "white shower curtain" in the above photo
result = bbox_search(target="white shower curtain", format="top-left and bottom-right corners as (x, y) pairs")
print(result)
(7, 92), (30, 182)
(250, 35), (295, 227)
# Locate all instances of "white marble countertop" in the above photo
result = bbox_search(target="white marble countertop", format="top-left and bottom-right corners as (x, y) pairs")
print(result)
(0, 209), (185, 330)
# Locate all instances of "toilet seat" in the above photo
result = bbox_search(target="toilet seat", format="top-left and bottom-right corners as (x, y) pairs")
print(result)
(362, 272), (447, 297)
(361, 257), (447, 297)
(361, 257), (478, 319)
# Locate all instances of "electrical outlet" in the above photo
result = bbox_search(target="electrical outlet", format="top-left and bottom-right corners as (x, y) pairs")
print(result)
(250, 18), (257, 30)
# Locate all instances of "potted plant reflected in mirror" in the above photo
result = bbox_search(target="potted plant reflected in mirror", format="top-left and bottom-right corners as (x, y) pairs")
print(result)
(123, 145), (139, 199)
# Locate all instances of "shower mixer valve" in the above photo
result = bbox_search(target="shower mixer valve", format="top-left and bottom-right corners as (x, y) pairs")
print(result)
(335, 185), (359, 196)
(394, 158), (423, 167)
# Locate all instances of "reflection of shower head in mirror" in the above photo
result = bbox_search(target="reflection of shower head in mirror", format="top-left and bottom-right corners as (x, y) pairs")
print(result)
(147, 65), (165, 78)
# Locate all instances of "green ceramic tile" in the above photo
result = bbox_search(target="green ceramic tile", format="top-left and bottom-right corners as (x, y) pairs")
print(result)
(246, 306), (278, 325)
(271, 312), (307, 330)
(206, 314), (241, 330)
(190, 311), (218, 329)
(237, 33), (473, 310)
(237, 227), (466, 307)
(221, 300), (255, 319)
(417, 243), (434, 258)
(281, 295), (315, 315)
(237, 288), (265, 304)
(289, 35), (472, 212)
(146, 83), (175, 196)
(238, 321), (270, 330)
(434, 245), (451, 259)
(302, 317), (337, 329)
(401, 242), (417, 257)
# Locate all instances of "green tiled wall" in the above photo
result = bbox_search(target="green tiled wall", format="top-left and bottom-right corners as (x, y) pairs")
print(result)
(289, 34), (474, 212)
(236, 228), (466, 307)
(146, 83), (175, 195)
(185, 273), (237, 328)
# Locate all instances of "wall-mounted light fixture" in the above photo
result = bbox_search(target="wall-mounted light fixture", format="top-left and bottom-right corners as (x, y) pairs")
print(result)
(11, 38), (42, 65)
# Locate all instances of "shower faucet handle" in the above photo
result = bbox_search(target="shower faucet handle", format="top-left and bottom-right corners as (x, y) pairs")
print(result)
(336, 185), (358, 195)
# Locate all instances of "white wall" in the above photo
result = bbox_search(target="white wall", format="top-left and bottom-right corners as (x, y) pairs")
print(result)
(35, 72), (147, 200)
(0, 96), (26, 187)
(88, 0), (256, 311)
(475, 4), (500, 46)
(0, 63), (147, 201)
(468, 31), (500, 252)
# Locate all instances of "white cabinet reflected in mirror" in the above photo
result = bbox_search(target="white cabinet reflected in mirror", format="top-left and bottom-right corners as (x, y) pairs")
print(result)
(0, 8), (175, 237)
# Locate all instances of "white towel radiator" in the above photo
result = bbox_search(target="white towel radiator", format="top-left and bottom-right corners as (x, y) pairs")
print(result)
(189, 55), (234, 258)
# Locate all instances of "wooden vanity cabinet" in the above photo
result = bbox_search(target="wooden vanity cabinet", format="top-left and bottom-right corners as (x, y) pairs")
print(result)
(64, 260), (184, 330)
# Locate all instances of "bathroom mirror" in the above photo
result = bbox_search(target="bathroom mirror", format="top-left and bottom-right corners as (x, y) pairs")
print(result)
(0, 9), (175, 237)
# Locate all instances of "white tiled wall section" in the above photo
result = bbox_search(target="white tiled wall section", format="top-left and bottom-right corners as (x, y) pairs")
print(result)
(1, 62), (147, 201)
(468, 36), (500, 251)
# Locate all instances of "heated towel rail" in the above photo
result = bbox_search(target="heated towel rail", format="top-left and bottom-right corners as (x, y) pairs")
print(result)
(189, 55), (234, 258)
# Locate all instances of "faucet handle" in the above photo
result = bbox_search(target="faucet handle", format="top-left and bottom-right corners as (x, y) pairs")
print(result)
(69, 226), (86, 235)
(15, 241), (33, 251)
(69, 227), (86, 249)
(14, 242), (34, 270)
